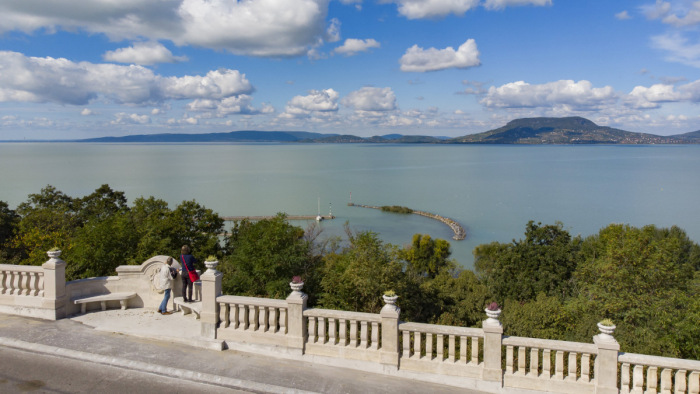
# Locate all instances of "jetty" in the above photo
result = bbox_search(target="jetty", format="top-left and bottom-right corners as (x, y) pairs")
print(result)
(222, 215), (335, 221)
(348, 203), (466, 240)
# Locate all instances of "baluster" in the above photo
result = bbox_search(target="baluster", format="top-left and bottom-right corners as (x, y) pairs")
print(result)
(688, 371), (699, 394)
(674, 369), (687, 394)
(349, 319), (358, 347)
(329, 318), (337, 345)
(426, 333), (434, 360)
(553, 350), (564, 380)
(370, 322), (379, 350)
(632, 365), (644, 394)
(21, 272), (30, 295)
(660, 368), (672, 394)
(307, 317), (316, 343)
(581, 353), (590, 382)
(459, 336), (467, 364)
(402, 331), (411, 358)
(621, 363), (631, 393)
(0, 270), (6, 294)
(506, 345), (514, 374)
(436, 334), (444, 362)
(359, 321), (368, 348)
(220, 303), (229, 328)
(37, 273), (44, 297)
(237, 304), (246, 329)
(529, 348), (539, 377)
(318, 317), (326, 344)
(28, 272), (37, 296)
(339, 318), (347, 346)
(413, 332), (422, 359)
(279, 308), (287, 334)
(518, 346), (527, 375)
(647, 367), (658, 394)
(248, 306), (257, 330)
(11, 271), (20, 295)
(542, 349), (551, 379)
(567, 352), (578, 381)
(270, 308), (279, 333)
(258, 307), (267, 331)
(471, 337), (479, 365)
(448, 334), (456, 363)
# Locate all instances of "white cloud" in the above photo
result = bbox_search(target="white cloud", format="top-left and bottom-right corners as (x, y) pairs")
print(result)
(399, 39), (480, 72)
(644, 0), (700, 27)
(0, 0), (331, 58)
(482, 0), (551, 10)
(615, 10), (632, 20)
(111, 113), (151, 125)
(0, 51), (253, 105)
(651, 32), (700, 68)
(334, 39), (381, 56)
(627, 83), (688, 108)
(103, 42), (188, 65)
(481, 80), (617, 110)
(326, 18), (341, 43)
(80, 108), (94, 116)
(391, 0), (480, 19)
(342, 87), (397, 111)
(286, 89), (340, 116)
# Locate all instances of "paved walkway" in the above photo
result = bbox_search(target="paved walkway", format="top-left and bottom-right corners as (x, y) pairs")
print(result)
(0, 310), (486, 393)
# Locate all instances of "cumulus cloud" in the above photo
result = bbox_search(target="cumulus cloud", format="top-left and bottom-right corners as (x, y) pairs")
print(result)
(334, 39), (380, 56)
(644, 0), (700, 27)
(342, 87), (397, 111)
(103, 42), (188, 65)
(80, 108), (94, 116)
(627, 83), (687, 108)
(0, 51), (253, 105)
(651, 32), (700, 68)
(286, 89), (340, 115)
(481, 80), (617, 110)
(0, 0), (330, 58)
(389, 0), (550, 19)
(400, 39), (480, 72)
(615, 10), (632, 20)
(111, 113), (151, 125)
(326, 18), (341, 43)
(186, 95), (260, 116)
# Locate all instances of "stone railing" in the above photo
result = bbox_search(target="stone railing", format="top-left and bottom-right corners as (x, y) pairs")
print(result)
(1, 252), (700, 393)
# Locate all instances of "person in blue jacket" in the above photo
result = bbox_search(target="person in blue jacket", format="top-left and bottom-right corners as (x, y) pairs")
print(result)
(179, 245), (198, 302)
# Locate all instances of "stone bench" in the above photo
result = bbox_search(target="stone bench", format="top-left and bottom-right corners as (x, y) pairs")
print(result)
(174, 297), (202, 319)
(73, 292), (137, 314)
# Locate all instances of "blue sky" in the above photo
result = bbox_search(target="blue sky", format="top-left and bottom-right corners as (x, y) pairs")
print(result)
(1, 0), (700, 139)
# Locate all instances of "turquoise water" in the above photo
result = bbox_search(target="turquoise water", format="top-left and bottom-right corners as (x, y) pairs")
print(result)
(1, 143), (699, 269)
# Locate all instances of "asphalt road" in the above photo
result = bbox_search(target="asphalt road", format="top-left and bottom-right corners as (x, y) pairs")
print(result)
(0, 347), (247, 394)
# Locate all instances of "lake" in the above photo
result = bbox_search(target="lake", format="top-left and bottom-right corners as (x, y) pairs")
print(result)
(1, 143), (699, 269)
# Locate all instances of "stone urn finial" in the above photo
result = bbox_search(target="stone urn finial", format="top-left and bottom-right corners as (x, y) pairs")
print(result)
(204, 256), (219, 273)
(485, 302), (501, 323)
(290, 276), (304, 293)
(597, 320), (616, 340)
(47, 248), (62, 259)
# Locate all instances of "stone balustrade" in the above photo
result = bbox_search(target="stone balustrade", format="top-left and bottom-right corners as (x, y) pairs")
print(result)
(1, 251), (700, 393)
(617, 352), (700, 394)
(0, 265), (45, 297)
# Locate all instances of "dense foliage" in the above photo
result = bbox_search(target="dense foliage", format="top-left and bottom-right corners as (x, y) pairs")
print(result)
(380, 206), (413, 214)
(2, 186), (699, 359)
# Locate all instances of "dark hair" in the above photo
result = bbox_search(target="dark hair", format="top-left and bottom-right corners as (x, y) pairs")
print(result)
(166, 257), (173, 265)
(181, 245), (191, 254)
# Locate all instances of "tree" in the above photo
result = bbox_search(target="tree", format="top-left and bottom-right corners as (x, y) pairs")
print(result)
(319, 230), (405, 313)
(220, 214), (312, 299)
(0, 201), (20, 263)
(400, 234), (454, 279)
(474, 221), (580, 303)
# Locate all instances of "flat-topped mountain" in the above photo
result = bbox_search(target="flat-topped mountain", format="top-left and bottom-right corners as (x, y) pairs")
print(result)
(450, 117), (683, 144)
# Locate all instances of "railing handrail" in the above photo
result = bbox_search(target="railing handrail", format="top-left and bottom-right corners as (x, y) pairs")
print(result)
(399, 321), (484, 337)
(0, 265), (44, 273)
(303, 307), (381, 322)
(217, 295), (287, 309)
(503, 335), (598, 354)
(618, 351), (700, 370)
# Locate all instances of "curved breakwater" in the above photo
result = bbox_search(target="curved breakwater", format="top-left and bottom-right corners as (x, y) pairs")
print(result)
(348, 203), (466, 241)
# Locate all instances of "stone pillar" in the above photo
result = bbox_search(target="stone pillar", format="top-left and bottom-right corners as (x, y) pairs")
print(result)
(42, 250), (67, 320)
(594, 323), (620, 394)
(482, 307), (504, 384)
(200, 260), (222, 339)
(380, 295), (400, 369)
(286, 281), (308, 355)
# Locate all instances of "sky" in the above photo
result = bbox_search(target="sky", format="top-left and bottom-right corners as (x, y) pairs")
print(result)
(1, 0), (700, 140)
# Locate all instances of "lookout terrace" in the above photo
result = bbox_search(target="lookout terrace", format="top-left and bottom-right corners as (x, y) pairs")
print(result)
(1, 250), (699, 393)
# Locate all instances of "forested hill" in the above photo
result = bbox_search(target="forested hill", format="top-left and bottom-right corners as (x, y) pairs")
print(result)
(74, 117), (700, 144)
(449, 117), (691, 144)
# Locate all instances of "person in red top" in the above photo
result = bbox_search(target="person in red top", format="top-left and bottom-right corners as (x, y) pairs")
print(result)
(179, 245), (198, 302)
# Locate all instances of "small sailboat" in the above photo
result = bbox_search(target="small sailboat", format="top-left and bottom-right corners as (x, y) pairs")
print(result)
(316, 197), (324, 221)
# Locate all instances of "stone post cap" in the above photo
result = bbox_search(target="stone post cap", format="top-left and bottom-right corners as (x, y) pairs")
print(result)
(286, 291), (308, 304)
(593, 334), (620, 350)
(380, 304), (400, 317)
(43, 250), (66, 269)
(482, 319), (503, 333)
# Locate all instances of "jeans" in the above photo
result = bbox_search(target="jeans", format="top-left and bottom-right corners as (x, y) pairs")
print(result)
(182, 274), (193, 301)
(159, 288), (171, 312)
